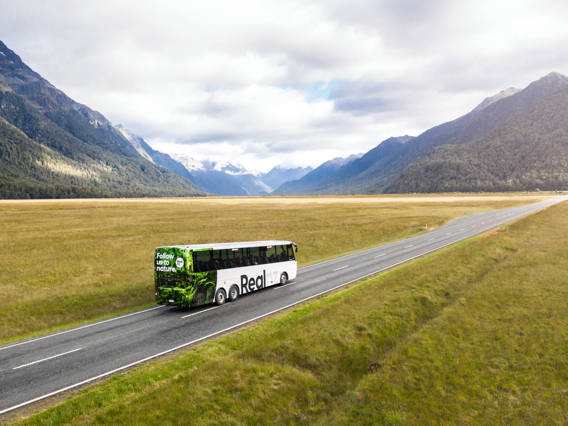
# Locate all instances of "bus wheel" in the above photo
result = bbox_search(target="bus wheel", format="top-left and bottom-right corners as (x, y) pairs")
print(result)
(215, 289), (227, 305)
(228, 285), (239, 302)
(279, 272), (288, 285)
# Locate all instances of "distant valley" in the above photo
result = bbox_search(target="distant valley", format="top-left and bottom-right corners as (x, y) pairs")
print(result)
(1, 38), (567, 198)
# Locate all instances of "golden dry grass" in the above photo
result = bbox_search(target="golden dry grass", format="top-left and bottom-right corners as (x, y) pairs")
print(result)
(0, 193), (552, 342)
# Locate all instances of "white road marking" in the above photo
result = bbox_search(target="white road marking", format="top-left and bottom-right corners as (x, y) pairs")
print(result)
(181, 306), (221, 319)
(333, 265), (349, 272)
(374, 253), (386, 258)
(0, 306), (166, 352)
(274, 281), (297, 290)
(12, 348), (83, 370)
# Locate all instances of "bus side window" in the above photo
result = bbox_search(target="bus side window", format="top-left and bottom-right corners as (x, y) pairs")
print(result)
(259, 247), (268, 264)
(193, 250), (212, 272)
(212, 250), (221, 270)
(232, 249), (242, 267)
(243, 248), (251, 266)
(222, 249), (230, 269)
(267, 246), (277, 263)
(287, 244), (295, 260)
(251, 247), (260, 265)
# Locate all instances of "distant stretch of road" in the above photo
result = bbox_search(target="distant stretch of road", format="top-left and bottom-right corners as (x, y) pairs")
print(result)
(1, 196), (566, 415)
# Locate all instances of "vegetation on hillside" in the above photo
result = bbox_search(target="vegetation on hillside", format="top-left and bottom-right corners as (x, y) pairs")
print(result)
(0, 41), (202, 198)
(387, 86), (568, 193)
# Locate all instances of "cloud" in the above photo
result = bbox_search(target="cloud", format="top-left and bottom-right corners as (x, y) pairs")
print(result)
(2, 0), (568, 171)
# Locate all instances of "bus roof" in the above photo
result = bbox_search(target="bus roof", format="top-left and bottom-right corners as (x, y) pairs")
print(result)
(156, 240), (295, 251)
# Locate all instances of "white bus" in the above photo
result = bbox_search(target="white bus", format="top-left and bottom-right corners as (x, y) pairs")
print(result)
(155, 240), (297, 307)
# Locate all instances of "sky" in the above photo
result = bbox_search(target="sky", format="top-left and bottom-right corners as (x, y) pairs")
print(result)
(2, 0), (568, 172)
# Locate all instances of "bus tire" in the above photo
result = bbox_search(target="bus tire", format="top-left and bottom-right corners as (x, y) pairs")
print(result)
(228, 285), (239, 302)
(215, 288), (227, 305)
(279, 272), (288, 285)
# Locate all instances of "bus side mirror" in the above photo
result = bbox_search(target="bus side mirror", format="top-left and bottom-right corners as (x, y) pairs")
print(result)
(294, 244), (298, 253)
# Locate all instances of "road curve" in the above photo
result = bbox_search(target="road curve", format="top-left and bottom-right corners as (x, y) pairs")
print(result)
(1, 196), (566, 415)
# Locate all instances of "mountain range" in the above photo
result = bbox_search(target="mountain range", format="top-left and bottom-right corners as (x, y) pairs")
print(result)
(0, 40), (204, 198)
(172, 155), (311, 196)
(2, 38), (568, 198)
(0, 40), (311, 198)
(275, 72), (568, 194)
(115, 125), (312, 196)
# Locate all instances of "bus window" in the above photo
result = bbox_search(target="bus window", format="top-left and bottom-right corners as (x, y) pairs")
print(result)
(212, 250), (224, 270)
(244, 248), (252, 266)
(230, 248), (240, 267)
(278, 245), (287, 261)
(250, 246), (260, 265)
(259, 246), (268, 264)
(220, 249), (231, 269)
(266, 245), (277, 263)
(287, 244), (295, 260)
(193, 250), (213, 272)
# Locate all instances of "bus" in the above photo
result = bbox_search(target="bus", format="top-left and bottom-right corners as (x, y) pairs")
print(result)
(155, 240), (297, 307)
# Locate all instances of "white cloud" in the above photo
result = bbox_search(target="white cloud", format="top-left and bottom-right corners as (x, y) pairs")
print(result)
(2, 0), (568, 171)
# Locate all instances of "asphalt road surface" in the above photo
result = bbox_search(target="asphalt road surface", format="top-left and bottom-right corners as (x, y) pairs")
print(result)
(1, 196), (566, 415)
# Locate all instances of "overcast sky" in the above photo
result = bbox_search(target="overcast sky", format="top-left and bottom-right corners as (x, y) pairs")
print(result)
(2, 0), (568, 172)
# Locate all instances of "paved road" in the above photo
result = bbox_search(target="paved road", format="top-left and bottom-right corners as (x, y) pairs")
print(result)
(1, 196), (566, 415)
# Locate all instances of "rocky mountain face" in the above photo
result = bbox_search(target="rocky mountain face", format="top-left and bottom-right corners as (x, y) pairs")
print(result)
(0, 40), (202, 198)
(115, 125), (195, 182)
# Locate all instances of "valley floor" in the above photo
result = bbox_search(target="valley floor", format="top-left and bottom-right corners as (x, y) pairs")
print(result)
(3, 195), (566, 423)
(0, 193), (549, 344)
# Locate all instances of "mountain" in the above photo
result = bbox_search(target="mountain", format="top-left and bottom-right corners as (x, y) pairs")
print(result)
(115, 125), (195, 181)
(0, 40), (203, 198)
(279, 72), (568, 195)
(386, 72), (568, 192)
(274, 154), (360, 194)
(314, 135), (414, 194)
(275, 135), (414, 195)
(258, 166), (312, 192)
(173, 155), (271, 196)
(471, 87), (521, 113)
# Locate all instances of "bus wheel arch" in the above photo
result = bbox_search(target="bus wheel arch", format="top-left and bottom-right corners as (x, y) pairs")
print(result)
(279, 272), (288, 285)
(215, 288), (227, 305)
(228, 285), (239, 302)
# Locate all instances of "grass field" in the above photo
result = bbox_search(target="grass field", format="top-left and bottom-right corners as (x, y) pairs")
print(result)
(11, 198), (567, 424)
(0, 194), (550, 343)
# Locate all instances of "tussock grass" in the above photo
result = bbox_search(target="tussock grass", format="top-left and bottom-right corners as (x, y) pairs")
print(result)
(12, 198), (568, 424)
(0, 194), (546, 342)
